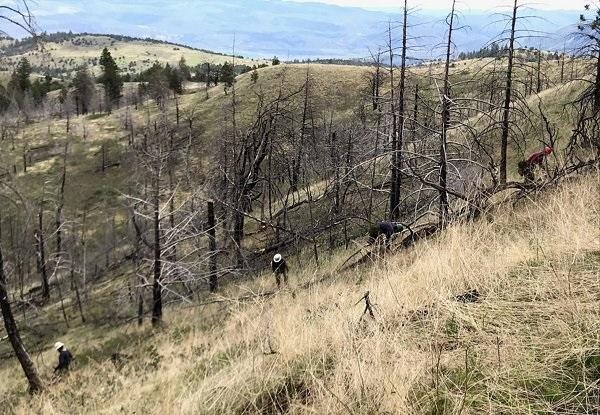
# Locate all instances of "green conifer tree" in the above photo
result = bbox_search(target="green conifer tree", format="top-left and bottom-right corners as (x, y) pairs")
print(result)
(99, 48), (123, 111)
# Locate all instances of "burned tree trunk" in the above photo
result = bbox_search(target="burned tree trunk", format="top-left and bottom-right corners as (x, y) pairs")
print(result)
(35, 206), (50, 299)
(151, 173), (162, 326)
(439, 0), (457, 227)
(207, 201), (218, 292)
(594, 49), (600, 112)
(387, 22), (398, 219)
(389, 0), (409, 221)
(0, 237), (44, 393)
(536, 49), (542, 94)
(232, 208), (245, 269)
(291, 68), (311, 192)
(55, 143), (68, 261)
(372, 50), (382, 110)
(500, 0), (519, 185)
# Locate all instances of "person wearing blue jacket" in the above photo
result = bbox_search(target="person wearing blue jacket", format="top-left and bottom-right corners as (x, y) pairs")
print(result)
(369, 221), (404, 245)
(53, 342), (73, 373)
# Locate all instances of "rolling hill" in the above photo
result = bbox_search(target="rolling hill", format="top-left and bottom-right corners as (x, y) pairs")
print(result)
(0, 33), (266, 78)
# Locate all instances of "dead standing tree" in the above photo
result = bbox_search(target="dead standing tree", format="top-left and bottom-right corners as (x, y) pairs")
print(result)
(128, 116), (216, 325)
(398, 1), (490, 225)
(569, 2), (600, 155)
(0, 227), (44, 393)
(34, 194), (50, 300)
(0, 1), (45, 393)
(388, 0), (409, 221)
(438, 0), (457, 228)
(217, 85), (304, 270)
(499, 0), (519, 185)
(0, 187), (45, 393)
(129, 120), (172, 326)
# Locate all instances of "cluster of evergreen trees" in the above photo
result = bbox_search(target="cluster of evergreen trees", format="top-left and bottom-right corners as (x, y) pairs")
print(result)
(0, 45), (270, 115)
(135, 58), (265, 95)
(458, 44), (564, 62)
(0, 47), (123, 115)
(458, 43), (509, 60)
(291, 57), (371, 66)
(0, 58), (63, 112)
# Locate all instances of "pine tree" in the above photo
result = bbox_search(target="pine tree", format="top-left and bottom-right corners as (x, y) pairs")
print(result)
(31, 78), (47, 106)
(14, 57), (32, 92)
(141, 63), (169, 107)
(7, 57), (32, 108)
(0, 84), (10, 113)
(72, 65), (95, 115)
(98, 48), (123, 111)
(178, 56), (191, 81)
(220, 61), (235, 92)
(165, 63), (183, 95)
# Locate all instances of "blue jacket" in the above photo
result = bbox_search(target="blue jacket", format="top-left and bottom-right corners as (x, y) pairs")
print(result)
(55, 349), (73, 372)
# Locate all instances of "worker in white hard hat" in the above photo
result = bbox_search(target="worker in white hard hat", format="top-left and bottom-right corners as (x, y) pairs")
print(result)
(53, 342), (73, 373)
(271, 253), (289, 288)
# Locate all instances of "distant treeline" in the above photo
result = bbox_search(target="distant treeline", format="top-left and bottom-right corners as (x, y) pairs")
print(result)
(289, 58), (372, 67)
(459, 43), (566, 62)
(132, 59), (268, 84)
(458, 43), (509, 60)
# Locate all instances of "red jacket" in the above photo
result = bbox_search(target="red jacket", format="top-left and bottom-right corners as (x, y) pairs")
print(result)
(526, 146), (553, 167)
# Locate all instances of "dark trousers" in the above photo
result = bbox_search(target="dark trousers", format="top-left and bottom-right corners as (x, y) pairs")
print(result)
(275, 271), (288, 287)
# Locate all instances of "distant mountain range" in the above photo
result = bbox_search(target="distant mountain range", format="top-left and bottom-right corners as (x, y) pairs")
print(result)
(10, 0), (583, 59)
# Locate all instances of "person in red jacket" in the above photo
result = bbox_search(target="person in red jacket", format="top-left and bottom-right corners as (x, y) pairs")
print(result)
(518, 146), (553, 182)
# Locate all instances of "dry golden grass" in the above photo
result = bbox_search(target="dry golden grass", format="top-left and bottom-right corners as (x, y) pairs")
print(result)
(1, 169), (598, 414)
(1, 35), (263, 75)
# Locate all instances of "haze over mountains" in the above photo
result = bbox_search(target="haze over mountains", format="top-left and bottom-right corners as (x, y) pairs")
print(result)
(18, 0), (581, 59)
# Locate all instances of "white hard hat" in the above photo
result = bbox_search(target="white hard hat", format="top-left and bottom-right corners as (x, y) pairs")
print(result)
(54, 342), (65, 351)
(273, 254), (282, 263)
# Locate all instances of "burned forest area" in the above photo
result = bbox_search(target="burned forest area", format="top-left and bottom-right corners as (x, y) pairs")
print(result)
(0, 0), (599, 414)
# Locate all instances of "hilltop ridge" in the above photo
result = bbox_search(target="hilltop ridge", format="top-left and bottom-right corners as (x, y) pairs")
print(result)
(0, 32), (265, 78)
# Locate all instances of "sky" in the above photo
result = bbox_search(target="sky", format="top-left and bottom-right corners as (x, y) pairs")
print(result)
(0, 0), (583, 58)
(287, 0), (581, 12)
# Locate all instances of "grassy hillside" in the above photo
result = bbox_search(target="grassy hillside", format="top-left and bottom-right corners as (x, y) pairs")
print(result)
(0, 58), (578, 269)
(0, 50), (598, 414)
(0, 63), (372, 292)
(0, 52), (589, 258)
(0, 59), (588, 287)
(1, 167), (597, 414)
(0, 34), (265, 76)
(182, 63), (369, 140)
(0, 63), (369, 207)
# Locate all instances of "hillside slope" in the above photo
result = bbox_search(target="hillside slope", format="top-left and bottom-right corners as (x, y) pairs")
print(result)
(1, 168), (598, 414)
(0, 63), (370, 225)
(0, 33), (264, 76)
(0, 52), (598, 414)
